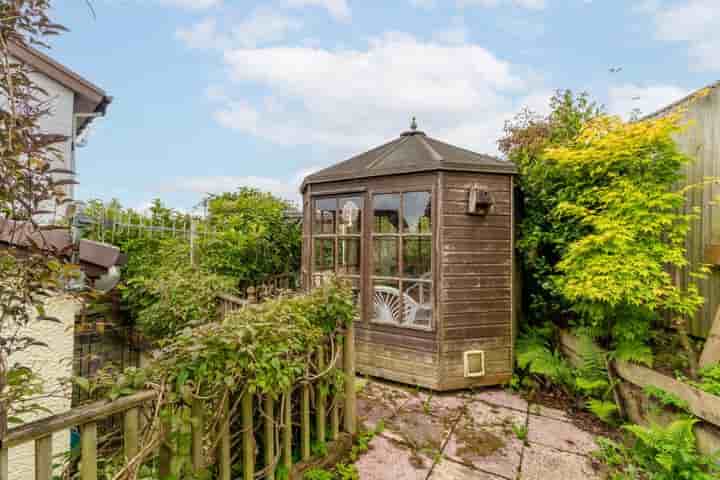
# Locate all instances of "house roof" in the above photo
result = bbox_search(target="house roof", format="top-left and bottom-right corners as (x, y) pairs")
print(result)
(301, 123), (517, 191)
(9, 42), (112, 133)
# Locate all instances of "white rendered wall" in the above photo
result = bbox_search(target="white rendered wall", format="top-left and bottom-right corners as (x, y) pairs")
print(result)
(7, 296), (82, 480)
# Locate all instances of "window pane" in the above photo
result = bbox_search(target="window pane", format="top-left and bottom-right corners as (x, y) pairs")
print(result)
(403, 237), (432, 278)
(373, 238), (398, 276)
(403, 281), (432, 328)
(313, 238), (334, 272)
(372, 279), (402, 325)
(373, 194), (400, 233)
(403, 191), (432, 233)
(338, 197), (363, 234)
(314, 198), (337, 234)
(338, 238), (361, 275)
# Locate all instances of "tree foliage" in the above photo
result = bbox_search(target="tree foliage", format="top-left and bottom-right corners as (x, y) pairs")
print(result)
(504, 90), (705, 367)
(200, 187), (301, 282)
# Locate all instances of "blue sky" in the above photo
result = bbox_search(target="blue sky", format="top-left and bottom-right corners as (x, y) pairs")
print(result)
(50, 0), (718, 211)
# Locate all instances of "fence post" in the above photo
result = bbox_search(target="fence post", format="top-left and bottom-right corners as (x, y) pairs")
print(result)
(191, 399), (204, 473)
(343, 323), (356, 435)
(316, 346), (327, 448)
(80, 422), (98, 480)
(0, 446), (6, 480)
(124, 407), (140, 462)
(264, 397), (275, 480)
(189, 219), (197, 266)
(218, 396), (231, 480)
(242, 393), (254, 480)
(159, 418), (172, 480)
(301, 383), (310, 461)
(282, 390), (292, 476)
(35, 435), (52, 480)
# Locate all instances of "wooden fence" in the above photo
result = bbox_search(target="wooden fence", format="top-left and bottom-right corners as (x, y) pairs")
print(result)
(1, 293), (356, 480)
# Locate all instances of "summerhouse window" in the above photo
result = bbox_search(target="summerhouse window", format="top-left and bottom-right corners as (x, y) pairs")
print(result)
(312, 196), (363, 303)
(372, 191), (432, 330)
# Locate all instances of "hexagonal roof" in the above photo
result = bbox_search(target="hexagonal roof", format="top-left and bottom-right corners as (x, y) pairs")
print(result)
(301, 123), (517, 191)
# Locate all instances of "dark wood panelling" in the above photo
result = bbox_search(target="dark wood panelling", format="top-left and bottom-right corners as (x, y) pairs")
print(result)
(443, 200), (511, 215)
(356, 324), (438, 353)
(442, 264), (510, 276)
(444, 325), (510, 340)
(443, 276), (511, 289)
(443, 240), (511, 252)
(443, 226), (510, 241)
(442, 288), (511, 302)
(444, 172), (511, 191)
(443, 214), (509, 228)
(443, 311), (510, 327)
(444, 301), (511, 314)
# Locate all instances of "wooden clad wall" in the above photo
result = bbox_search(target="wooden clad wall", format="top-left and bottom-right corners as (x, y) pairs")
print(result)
(438, 172), (513, 390)
(669, 87), (720, 337)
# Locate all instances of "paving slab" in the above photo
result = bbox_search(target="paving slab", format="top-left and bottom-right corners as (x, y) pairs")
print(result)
(383, 406), (456, 454)
(444, 402), (524, 479)
(429, 458), (505, 480)
(402, 391), (468, 419)
(474, 389), (529, 413)
(520, 443), (603, 480)
(527, 414), (598, 455)
(357, 380), (412, 430)
(355, 434), (434, 479)
(528, 403), (570, 422)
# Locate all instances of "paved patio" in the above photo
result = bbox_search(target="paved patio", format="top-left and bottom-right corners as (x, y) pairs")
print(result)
(355, 380), (606, 480)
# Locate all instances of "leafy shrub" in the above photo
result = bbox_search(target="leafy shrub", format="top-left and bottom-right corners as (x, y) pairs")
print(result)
(124, 262), (236, 339)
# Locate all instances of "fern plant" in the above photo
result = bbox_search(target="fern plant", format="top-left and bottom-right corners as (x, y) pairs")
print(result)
(597, 419), (720, 480)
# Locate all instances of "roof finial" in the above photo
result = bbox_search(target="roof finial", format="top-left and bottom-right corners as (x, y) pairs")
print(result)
(410, 116), (418, 131)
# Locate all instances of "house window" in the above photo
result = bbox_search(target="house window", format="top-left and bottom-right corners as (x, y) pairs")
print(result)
(312, 196), (363, 305)
(372, 191), (432, 329)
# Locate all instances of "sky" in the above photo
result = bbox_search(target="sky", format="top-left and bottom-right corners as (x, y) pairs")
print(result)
(49, 0), (720, 211)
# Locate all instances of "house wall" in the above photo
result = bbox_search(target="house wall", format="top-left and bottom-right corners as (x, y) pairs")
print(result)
(666, 87), (720, 337)
(6, 58), (77, 221)
(437, 172), (514, 390)
(7, 295), (82, 480)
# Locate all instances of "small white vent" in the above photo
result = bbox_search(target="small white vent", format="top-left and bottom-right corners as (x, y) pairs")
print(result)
(463, 350), (486, 378)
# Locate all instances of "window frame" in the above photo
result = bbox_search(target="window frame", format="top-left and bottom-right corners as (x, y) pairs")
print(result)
(310, 195), (364, 307)
(370, 189), (434, 331)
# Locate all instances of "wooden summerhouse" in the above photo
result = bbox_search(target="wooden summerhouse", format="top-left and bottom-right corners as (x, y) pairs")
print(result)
(300, 121), (518, 391)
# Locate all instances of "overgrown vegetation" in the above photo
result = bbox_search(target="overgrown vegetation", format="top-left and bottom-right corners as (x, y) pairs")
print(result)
(78, 279), (356, 480)
(83, 188), (301, 339)
(507, 90), (718, 475)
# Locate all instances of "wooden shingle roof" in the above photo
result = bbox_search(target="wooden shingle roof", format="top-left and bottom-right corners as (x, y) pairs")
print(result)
(302, 124), (516, 191)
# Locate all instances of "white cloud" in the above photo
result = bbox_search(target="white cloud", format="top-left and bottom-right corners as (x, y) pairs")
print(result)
(649, 0), (720, 71)
(177, 9), (303, 50)
(608, 83), (690, 119)
(232, 9), (303, 48)
(285, 0), (351, 21)
(210, 32), (546, 154)
(176, 18), (221, 50)
(457, 0), (546, 10)
(159, 168), (320, 204)
(159, 0), (221, 9)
